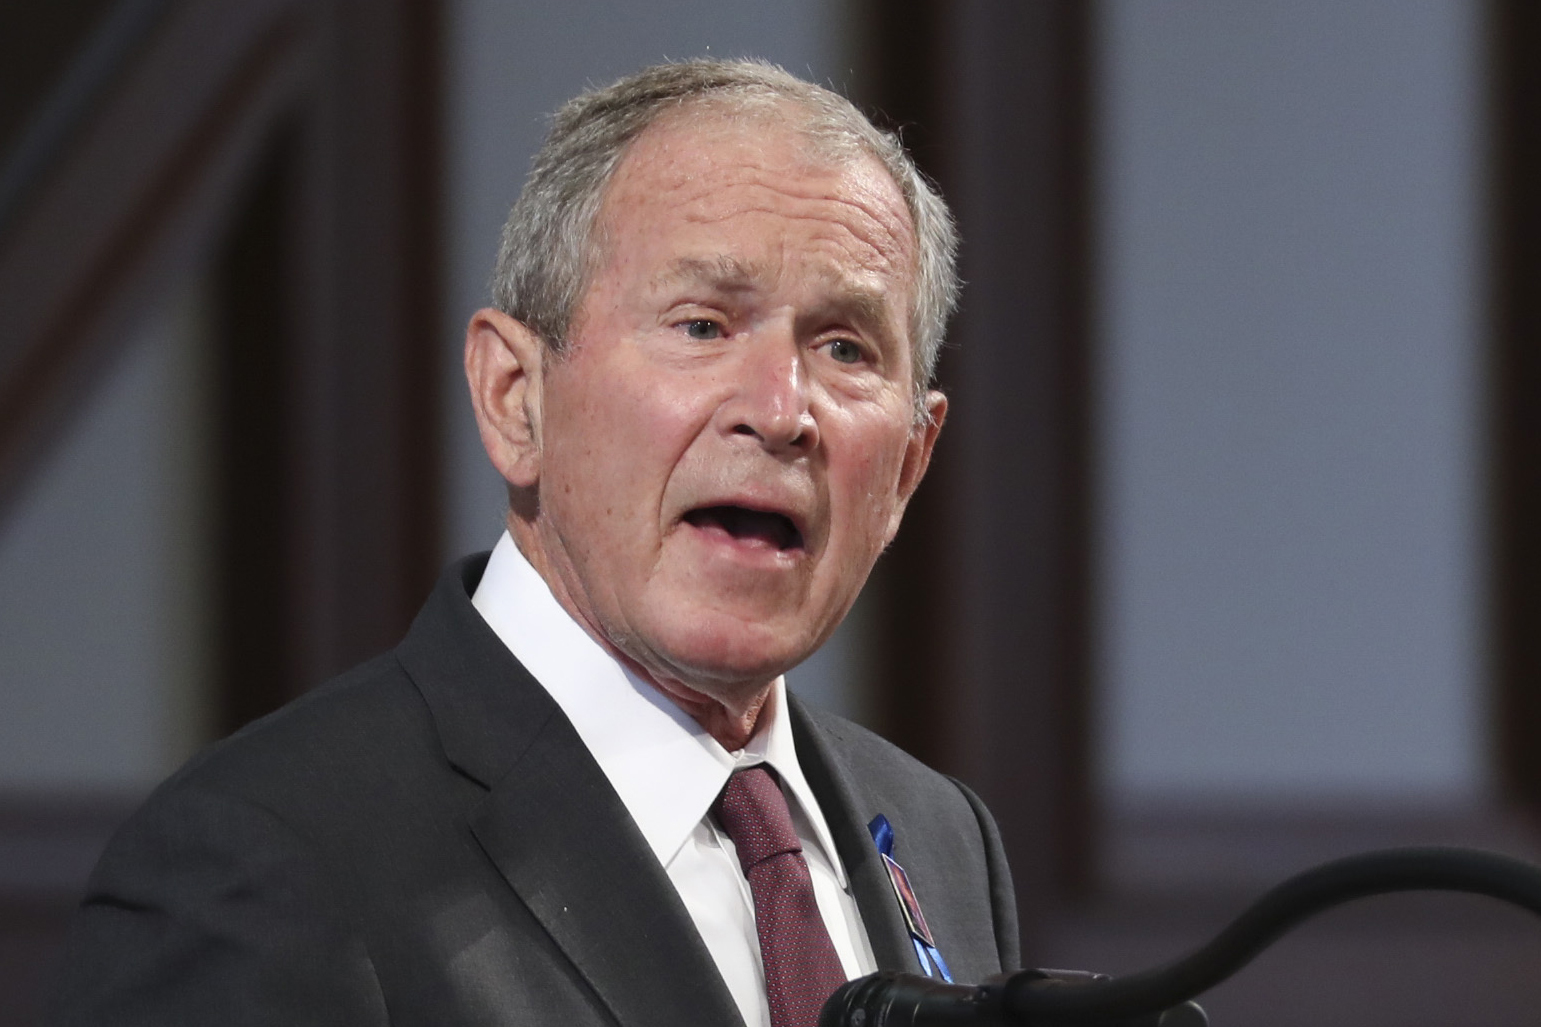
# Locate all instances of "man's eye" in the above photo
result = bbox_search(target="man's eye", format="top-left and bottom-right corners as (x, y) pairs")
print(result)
(826, 338), (864, 365)
(681, 319), (723, 340)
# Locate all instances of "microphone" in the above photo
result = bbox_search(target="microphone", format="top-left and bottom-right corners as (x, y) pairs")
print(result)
(818, 970), (991, 1027)
(820, 968), (1206, 1027)
(822, 846), (1541, 1026)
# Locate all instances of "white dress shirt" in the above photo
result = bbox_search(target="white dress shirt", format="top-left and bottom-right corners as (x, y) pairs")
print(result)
(471, 533), (876, 1027)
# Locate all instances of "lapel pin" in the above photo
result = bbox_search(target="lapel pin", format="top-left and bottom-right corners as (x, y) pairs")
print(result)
(868, 814), (952, 982)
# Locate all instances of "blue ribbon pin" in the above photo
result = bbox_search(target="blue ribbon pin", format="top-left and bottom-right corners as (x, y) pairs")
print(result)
(867, 814), (952, 982)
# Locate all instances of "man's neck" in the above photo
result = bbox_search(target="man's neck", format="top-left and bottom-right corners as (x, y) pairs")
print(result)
(637, 670), (772, 752)
(507, 518), (774, 751)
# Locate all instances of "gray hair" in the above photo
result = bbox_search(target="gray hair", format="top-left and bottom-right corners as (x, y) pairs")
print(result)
(490, 58), (959, 403)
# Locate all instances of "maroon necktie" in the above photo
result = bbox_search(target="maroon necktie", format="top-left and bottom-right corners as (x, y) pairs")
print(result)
(714, 766), (847, 1027)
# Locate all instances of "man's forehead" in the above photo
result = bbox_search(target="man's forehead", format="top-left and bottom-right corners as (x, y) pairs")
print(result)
(611, 106), (905, 219)
(605, 118), (914, 262)
(586, 109), (919, 338)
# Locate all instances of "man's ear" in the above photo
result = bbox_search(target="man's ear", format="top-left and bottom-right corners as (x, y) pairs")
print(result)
(465, 308), (546, 489)
(885, 389), (947, 544)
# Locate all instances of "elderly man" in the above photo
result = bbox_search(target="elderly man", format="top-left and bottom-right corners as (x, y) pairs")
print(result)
(51, 60), (1018, 1027)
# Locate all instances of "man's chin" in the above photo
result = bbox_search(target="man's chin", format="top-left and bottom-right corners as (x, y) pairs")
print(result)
(634, 617), (817, 697)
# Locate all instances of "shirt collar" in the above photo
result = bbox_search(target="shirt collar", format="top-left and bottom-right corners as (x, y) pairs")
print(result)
(470, 532), (846, 884)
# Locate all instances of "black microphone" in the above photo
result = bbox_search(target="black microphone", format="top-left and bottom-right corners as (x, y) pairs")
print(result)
(818, 970), (993, 1027)
(822, 846), (1541, 1027)
(820, 968), (1206, 1027)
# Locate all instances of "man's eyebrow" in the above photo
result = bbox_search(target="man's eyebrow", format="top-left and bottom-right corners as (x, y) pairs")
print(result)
(652, 255), (764, 291)
(654, 255), (901, 335)
(831, 287), (893, 332)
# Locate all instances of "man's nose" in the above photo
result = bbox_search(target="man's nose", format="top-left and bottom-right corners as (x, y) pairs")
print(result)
(725, 332), (818, 454)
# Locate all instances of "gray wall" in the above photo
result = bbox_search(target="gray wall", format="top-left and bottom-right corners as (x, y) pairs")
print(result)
(0, 278), (213, 793)
(1096, 0), (1486, 805)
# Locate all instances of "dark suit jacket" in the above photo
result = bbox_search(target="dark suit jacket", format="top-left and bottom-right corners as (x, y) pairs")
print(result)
(50, 555), (1019, 1026)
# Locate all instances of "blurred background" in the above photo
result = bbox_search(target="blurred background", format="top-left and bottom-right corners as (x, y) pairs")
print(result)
(2, 0), (1539, 1023)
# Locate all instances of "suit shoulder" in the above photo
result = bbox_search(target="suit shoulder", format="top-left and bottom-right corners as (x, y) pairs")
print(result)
(54, 662), (403, 1026)
(794, 702), (965, 802)
(142, 651), (446, 831)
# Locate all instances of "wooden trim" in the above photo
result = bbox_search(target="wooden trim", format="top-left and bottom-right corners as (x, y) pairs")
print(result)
(284, 0), (443, 683)
(856, 0), (1096, 952)
(941, 0), (1096, 933)
(1491, 0), (1541, 811)
(847, 0), (956, 774)
(207, 0), (445, 723)
(210, 126), (305, 733)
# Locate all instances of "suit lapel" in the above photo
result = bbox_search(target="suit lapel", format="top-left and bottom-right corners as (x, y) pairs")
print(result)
(789, 699), (921, 975)
(397, 557), (743, 1027)
(469, 711), (743, 1027)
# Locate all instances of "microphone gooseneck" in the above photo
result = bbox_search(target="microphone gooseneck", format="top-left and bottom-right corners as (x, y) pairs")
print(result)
(822, 845), (1541, 1026)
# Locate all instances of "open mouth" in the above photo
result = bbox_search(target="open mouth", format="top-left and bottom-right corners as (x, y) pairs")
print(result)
(683, 505), (805, 552)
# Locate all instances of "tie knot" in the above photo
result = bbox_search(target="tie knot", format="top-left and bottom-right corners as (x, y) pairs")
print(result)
(713, 766), (802, 869)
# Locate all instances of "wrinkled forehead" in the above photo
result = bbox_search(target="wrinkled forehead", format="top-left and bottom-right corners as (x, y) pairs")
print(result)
(593, 105), (919, 285)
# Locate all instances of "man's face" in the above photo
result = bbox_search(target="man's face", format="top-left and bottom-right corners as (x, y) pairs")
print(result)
(513, 111), (943, 705)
